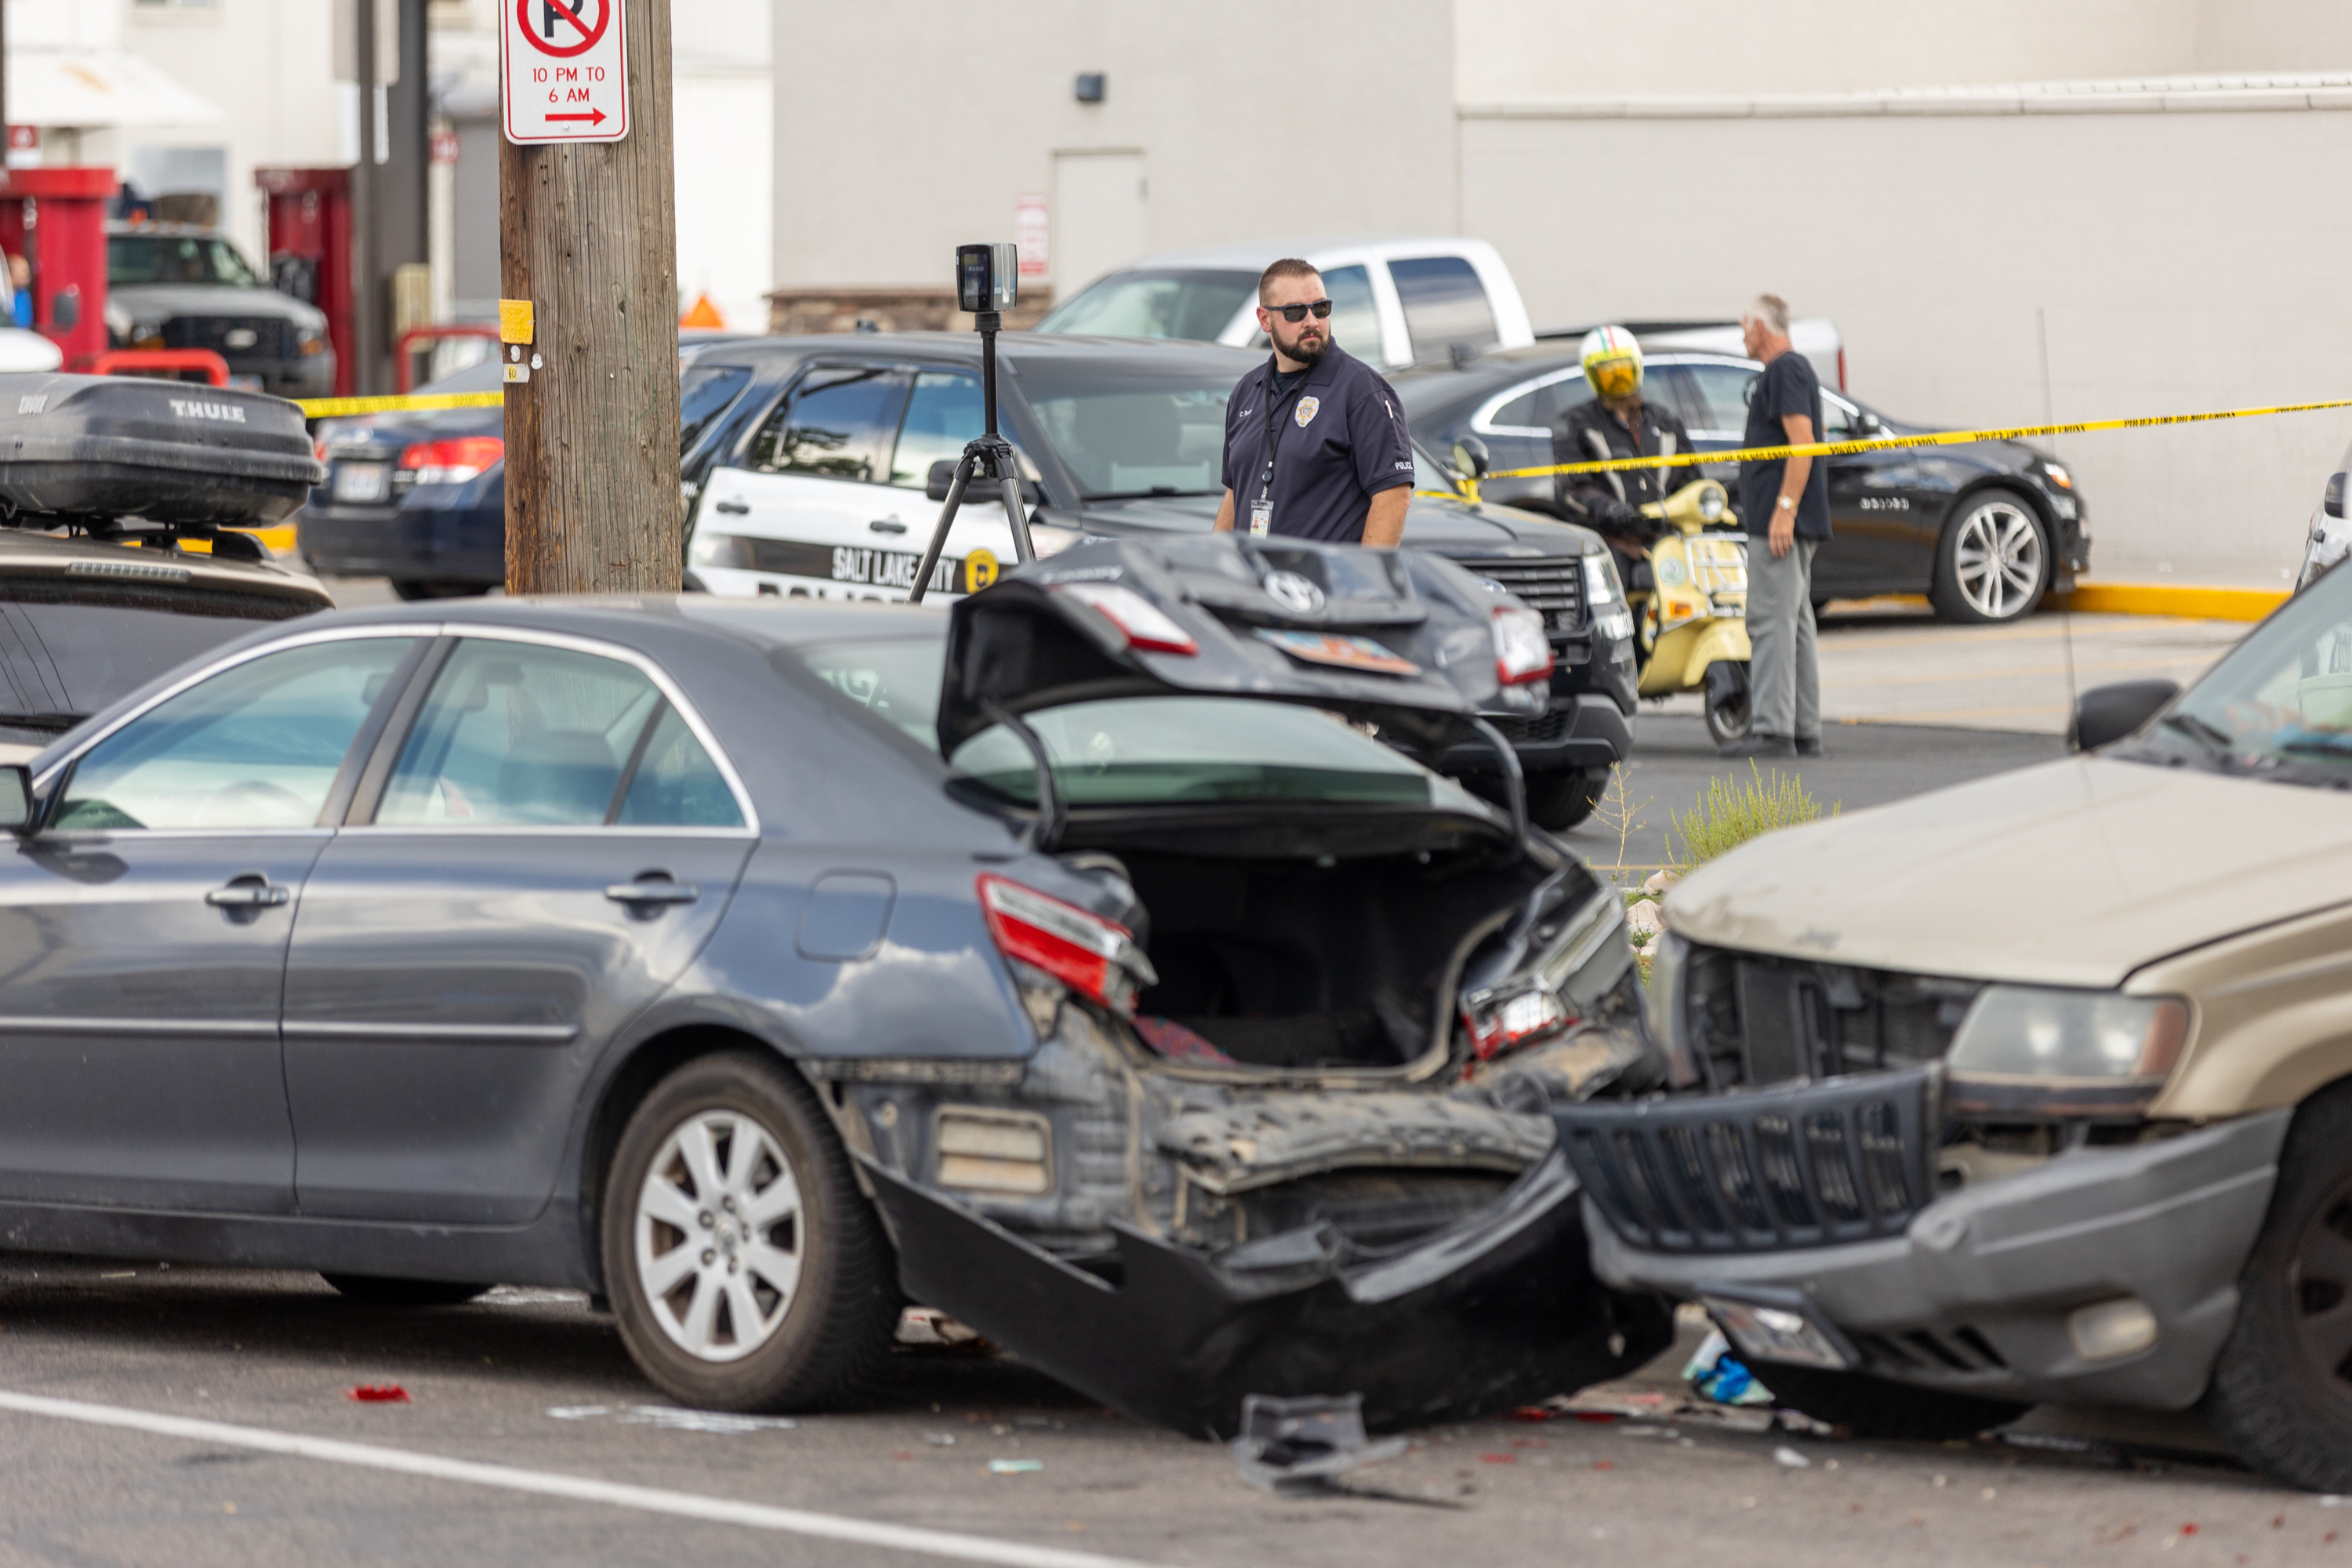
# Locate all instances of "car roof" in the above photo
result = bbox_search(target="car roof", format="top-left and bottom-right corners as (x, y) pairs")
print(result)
(695, 332), (1261, 376)
(318, 591), (949, 653)
(1084, 236), (1500, 270)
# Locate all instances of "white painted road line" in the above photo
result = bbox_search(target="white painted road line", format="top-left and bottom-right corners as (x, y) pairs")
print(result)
(0, 1389), (1165, 1568)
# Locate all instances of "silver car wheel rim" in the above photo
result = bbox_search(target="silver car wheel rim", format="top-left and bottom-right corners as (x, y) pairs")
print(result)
(1952, 502), (2043, 619)
(636, 1110), (804, 1363)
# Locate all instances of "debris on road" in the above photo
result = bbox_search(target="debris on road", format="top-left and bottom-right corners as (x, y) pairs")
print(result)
(1684, 1330), (1774, 1406)
(1230, 1394), (1408, 1496)
(347, 1385), (410, 1403)
(1773, 1446), (1811, 1468)
(544, 1404), (799, 1434)
(989, 1459), (1044, 1475)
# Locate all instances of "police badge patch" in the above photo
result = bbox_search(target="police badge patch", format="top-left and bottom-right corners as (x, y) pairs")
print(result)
(1294, 396), (1320, 428)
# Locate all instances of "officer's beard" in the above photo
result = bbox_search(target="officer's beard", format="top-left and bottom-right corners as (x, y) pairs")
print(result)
(1276, 325), (1327, 365)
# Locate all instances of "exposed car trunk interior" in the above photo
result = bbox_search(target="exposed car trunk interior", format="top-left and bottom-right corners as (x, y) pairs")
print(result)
(1118, 847), (1548, 1071)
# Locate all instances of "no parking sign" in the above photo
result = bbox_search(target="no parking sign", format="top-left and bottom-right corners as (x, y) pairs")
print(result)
(502, 0), (630, 144)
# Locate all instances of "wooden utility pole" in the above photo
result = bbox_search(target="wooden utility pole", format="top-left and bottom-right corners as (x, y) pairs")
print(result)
(499, 0), (681, 594)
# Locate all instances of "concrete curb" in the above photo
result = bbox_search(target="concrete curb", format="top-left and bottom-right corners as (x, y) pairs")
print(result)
(2047, 583), (2289, 622)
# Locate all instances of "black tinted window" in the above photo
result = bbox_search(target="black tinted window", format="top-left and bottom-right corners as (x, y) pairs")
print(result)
(107, 234), (262, 289)
(747, 366), (906, 481)
(1036, 269), (1256, 341)
(680, 365), (751, 455)
(1391, 256), (1496, 361)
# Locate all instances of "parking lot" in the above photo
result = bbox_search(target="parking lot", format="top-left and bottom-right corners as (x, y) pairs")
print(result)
(2, 1260), (2340, 1568)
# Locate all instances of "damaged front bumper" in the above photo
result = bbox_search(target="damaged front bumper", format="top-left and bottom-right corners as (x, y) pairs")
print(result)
(1562, 1086), (2291, 1410)
(862, 1143), (1670, 1439)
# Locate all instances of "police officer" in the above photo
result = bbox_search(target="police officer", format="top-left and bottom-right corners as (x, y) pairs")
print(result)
(1552, 326), (1694, 592)
(1214, 259), (1414, 546)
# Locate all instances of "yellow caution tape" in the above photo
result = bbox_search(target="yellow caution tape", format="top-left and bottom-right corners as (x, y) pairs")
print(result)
(1490, 396), (2352, 480)
(294, 390), (506, 419)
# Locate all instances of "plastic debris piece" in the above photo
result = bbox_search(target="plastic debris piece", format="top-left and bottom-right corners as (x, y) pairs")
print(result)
(989, 1459), (1044, 1474)
(1592, 1460), (1613, 1471)
(1685, 1330), (1775, 1407)
(1508, 1406), (1555, 1422)
(924, 1432), (957, 1446)
(348, 1385), (409, 1403)
(1773, 1446), (1810, 1468)
(1572, 1411), (1620, 1424)
(1230, 1393), (1407, 1496)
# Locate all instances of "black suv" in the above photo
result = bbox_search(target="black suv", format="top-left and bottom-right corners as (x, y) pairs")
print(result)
(105, 225), (333, 399)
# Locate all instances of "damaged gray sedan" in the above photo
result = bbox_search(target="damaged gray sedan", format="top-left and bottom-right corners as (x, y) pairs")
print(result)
(0, 535), (1665, 1436)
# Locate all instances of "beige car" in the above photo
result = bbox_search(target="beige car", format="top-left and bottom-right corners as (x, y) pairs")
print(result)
(1553, 571), (2352, 1491)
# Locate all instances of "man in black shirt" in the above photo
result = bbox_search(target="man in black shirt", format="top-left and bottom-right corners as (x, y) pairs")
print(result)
(1730, 293), (1831, 760)
(1214, 259), (1414, 547)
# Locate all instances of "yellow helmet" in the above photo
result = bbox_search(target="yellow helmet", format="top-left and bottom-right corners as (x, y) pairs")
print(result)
(1580, 325), (1643, 401)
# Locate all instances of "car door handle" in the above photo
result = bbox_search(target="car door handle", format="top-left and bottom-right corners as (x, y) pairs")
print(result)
(714, 499), (750, 514)
(205, 880), (291, 909)
(606, 881), (701, 906)
(869, 519), (906, 534)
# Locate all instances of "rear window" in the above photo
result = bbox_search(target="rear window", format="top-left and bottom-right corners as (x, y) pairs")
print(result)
(1391, 256), (1497, 362)
(1035, 269), (1256, 343)
(787, 637), (1471, 810)
(0, 579), (318, 725)
(1018, 365), (1229, 500)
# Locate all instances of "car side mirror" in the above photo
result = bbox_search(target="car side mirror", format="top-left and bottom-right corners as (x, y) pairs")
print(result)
(0, 764), (33, 833)
(927, 459), (956, 502)
(1856, 411), (1883, 435)
(2070, 679), (2180, 752)
(1450, 435), (1491, 481)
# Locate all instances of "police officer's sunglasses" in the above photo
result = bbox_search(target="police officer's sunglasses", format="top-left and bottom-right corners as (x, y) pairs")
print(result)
(1264, 299), (1333, 323)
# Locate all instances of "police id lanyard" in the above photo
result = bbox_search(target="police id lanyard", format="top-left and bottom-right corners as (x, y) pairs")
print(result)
(1250, 376), (1305, 536)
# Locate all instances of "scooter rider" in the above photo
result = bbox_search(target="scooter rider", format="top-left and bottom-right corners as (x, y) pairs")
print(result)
(1552, 327), (1695, 590)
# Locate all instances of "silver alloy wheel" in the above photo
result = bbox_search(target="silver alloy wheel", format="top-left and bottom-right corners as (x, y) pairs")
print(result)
(635, 1110), (804, 1363)
(1951, 499), (2045, 619)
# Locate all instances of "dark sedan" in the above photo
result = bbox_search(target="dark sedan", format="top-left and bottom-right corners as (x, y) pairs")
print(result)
(299, 344), (757, 599)
(1398, 347), (2091, 623)
(677, 332), (1641, 829)
(0, 535), (1665, 1433)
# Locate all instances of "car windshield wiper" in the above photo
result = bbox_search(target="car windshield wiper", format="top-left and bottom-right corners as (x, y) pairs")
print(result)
(1081, 488), (1221, 503)
(2274, 731), (2352, 760)
(2158, 711), (2240, 763)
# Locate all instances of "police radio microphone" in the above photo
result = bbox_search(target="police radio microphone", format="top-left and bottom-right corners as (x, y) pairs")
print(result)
(907, 243), (1036, 604)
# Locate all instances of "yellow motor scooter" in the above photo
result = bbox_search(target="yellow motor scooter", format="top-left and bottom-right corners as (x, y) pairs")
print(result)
(1629, 478), (1753, 746)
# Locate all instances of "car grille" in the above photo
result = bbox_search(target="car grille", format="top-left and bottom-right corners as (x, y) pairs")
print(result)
(1483, 706), (1571, 744)
(1456, 555), (1584, 637)
(1557, 1067), (1936, 1254)
(164, 316), (291, 361)
(1680, 942), (1979, 1091)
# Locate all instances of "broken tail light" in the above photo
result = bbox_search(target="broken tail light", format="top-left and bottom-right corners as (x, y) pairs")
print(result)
(398, 435), (504, 485)
(1492, 605), (1552, 686)
(1461, 985), (1572, 1061)
(1051, 581), (1198, 655)
(978, 873), (1158, 1018)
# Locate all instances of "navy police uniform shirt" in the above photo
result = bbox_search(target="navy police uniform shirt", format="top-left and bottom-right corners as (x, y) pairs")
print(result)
(1220, 343), (1414, 544)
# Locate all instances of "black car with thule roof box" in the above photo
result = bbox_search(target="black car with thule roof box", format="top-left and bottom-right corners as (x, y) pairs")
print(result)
(675, 333), (1639, 829)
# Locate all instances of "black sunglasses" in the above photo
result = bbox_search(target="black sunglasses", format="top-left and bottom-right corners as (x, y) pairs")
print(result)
(1265, 299), (1333, 323)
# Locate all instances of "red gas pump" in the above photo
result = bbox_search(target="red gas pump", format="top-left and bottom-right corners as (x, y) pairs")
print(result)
(0, 167), (120, 370)
(255, 168), (354, 397)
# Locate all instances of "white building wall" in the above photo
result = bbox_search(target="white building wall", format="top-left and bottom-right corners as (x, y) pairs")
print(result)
(673, 0), (771, 332)
(769, 0), (1458, 299)
(1461, 94), (2352, 587)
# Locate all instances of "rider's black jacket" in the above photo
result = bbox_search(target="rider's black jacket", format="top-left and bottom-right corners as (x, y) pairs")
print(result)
(1551, 396), (1696, 564)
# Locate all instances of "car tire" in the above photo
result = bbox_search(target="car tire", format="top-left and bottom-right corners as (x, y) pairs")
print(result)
(1748, 1360), (2030, 1441)
(2200, 1083), (2352, 1492)
(319, 1274), (491, 1306)
(390, 579), (491, 601)
(602, 1050), (898, 1414)
(1929, 490), (2050, 624)
(1526, 768), (1607, 832)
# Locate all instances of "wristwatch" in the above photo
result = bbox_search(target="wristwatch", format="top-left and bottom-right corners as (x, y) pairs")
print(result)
(1776, 496), (1795, 510)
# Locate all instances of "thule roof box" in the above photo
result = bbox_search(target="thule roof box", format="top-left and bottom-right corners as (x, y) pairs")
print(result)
(0, 373), (323, 531)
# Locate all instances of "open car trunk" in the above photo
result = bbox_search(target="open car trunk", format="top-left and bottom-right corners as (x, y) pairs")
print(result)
(832, 537), (1670, 1436)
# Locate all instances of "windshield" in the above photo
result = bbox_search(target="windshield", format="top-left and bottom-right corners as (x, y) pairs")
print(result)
(1034, 268), (1256, 343)
(1019, 365), (1229, 500)
(788, 637), (1478, 810)
(2118, 569), (2352, 786)
(108, 234), (263, 289)
(1413, 444), (1461, 495)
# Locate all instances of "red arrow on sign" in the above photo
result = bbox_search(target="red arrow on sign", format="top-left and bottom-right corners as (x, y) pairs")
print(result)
(546, 108), (608, 125)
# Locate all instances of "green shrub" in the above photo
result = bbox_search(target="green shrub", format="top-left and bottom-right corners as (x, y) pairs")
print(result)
(1670, 762), (1833, 870)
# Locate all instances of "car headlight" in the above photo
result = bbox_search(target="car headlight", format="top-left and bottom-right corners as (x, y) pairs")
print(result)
(1645, 930), (1697, 1084)
(1582, 552), (1636, 643)
(297, 322), (329, 357)
(2040, 460), (2074, 491)
(1944, 985), (2188, 1116)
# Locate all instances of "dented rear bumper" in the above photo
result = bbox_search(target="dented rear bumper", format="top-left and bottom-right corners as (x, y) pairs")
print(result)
(861, 1144), (1671, 1439)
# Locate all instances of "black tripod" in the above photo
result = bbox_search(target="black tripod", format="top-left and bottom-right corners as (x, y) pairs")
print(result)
(906, 310), (1036, 605)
